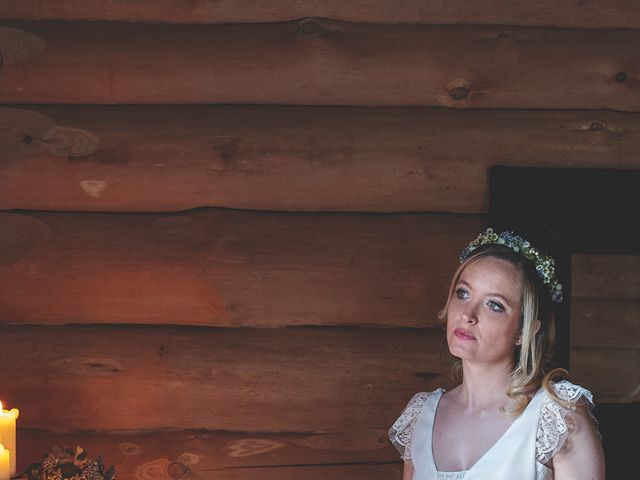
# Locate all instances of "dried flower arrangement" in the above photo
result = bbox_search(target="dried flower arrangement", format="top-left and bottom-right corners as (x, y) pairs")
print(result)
(24, 446), (115, 480)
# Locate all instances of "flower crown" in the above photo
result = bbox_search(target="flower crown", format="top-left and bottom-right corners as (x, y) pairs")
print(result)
(459, 228), (563, 303)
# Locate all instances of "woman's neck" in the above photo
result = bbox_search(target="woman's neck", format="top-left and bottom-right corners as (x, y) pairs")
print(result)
(453, 361), (514, 411)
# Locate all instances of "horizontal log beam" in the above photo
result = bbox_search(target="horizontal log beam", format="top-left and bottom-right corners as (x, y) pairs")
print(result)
(0, 21), (638, 108)
(0, 210), (483, 327)
(16, 429), (400, 480)
(2, 107), (639, 213)
(1, 325), (450, 431)
(1, 1), (638, 28)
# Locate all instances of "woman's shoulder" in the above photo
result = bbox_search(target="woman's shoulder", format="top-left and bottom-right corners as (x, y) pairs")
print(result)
(539, 379), (596, 429)
(405, 389), (444, 407)
(536, 379), (599, 465)
(394, 388), (445, 423)
(388, 389), (444, 459)
(547, 379), (594, 406)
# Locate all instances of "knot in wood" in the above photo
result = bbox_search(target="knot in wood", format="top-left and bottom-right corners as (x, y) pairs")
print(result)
(449, 86), (470, 100)
(118, 442), (140, 456)
(614, 71), (627, 83)
(590, 121), (604, 131)
(167, 462), (188, 479)
(0, 27), (47, 64)
(297, 19), (322, 35)
(497, 31), (511, 39)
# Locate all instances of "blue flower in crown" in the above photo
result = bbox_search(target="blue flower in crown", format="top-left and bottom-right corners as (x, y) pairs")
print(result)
(459, 228), (563, 303)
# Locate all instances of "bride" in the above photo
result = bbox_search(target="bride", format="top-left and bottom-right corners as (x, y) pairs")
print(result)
(389, 228), (605, 480)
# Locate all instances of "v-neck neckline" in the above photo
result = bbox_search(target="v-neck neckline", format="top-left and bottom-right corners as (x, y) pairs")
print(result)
(429, 388), (544, 474)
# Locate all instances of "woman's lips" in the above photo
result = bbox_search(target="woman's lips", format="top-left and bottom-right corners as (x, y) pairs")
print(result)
(454, 328), (476, 340)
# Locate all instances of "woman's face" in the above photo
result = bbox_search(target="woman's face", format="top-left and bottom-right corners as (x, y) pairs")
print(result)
(446, 255), (524, 365)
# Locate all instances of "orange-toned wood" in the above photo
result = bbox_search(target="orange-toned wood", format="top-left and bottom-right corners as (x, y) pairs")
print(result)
(0, 210), (483, 327)
(16, 429), (400, 480)
(0, 21), (638, 108)
(1, 1), (638, 28)
(143, 464), (401, 480)
(2, 107), (639, 213)
(6, 465), (403, 480)
(21, 460), (401, 480)
(1, 325), (451, 431)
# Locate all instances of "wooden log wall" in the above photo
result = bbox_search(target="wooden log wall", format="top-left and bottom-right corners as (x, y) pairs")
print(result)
(0, 2), (639, 480)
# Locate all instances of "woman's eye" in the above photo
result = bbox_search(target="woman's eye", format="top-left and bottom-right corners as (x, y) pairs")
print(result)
(455, 288), (469, 300)
(487, 300), (505, 313)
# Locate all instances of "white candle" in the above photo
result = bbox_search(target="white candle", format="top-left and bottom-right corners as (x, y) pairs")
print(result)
(0, 444), (9, 480)
(0, 402), (18, 477)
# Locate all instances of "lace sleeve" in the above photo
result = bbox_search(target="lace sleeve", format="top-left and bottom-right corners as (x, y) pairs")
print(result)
(388, 392), (431, 460)
(536, 380), (597, 465)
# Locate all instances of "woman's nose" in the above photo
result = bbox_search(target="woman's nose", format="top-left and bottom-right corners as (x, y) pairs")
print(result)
(461, 305), (478, 324)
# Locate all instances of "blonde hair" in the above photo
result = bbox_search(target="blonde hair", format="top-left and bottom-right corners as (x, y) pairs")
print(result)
(438, 245), (567, 415)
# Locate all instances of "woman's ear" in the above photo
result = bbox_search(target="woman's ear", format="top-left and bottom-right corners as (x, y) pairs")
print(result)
(533, 319), (541, 335)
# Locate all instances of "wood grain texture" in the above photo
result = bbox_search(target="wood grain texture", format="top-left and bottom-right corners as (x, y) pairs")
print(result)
(2, 107), (639, 213)
(16, 429), (400, 480)
(0, 21), (638, 108)
(1, 1), (639, 28)
(0, 325), (452, 431)
(0, 210), (483, 327)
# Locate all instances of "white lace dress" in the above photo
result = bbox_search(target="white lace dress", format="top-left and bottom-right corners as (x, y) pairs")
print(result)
(389, 380), (596, 480)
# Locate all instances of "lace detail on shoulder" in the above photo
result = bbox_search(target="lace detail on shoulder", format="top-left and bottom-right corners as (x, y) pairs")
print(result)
(536, 380), (595, 465)
(388, 391), (435, 460)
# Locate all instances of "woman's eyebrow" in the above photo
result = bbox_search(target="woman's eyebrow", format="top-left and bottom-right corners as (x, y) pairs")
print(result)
(456, 279), (516, 306)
